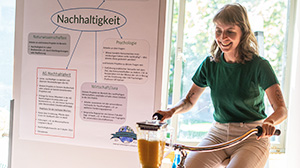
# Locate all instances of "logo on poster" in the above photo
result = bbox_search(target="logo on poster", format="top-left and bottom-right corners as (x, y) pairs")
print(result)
(111, 126), (136, 143)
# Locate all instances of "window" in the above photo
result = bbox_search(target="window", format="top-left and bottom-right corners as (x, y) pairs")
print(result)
(0, 0), (15, 167)
(163, 0), (289, 152)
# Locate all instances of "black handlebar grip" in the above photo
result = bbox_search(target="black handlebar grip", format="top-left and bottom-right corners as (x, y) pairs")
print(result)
(256, 126), (281, 137)
(274, 129), (281, 136)
(152, 113), (164, 120)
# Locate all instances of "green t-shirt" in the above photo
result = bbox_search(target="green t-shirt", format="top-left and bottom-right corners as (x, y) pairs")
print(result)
(192, 54), (279, 123)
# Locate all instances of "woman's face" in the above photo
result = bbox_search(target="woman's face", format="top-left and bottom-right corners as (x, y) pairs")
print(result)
(215, 21), (242, 57)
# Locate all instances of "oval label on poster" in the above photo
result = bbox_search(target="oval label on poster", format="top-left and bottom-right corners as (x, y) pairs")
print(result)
(51, 8), (127, 32)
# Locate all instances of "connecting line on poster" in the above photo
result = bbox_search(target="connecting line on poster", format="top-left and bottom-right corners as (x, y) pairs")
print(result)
(66, 31), (82, 69)
(97, 0), (106, 8)
(95, 32), (98, 83)
(116, 28), (123, 39)
(57, 0), (65, 11)
(53, 26), (59, 34)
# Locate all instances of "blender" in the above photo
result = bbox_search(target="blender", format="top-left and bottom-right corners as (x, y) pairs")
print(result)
(136, 114), (171, 168)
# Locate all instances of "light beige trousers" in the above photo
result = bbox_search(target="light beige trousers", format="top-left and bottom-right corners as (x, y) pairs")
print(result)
(184, 120), (270, 168)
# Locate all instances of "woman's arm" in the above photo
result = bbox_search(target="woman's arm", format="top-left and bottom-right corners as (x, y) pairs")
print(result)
(156, 83), (206, 122)
(258, 83), (288, 139)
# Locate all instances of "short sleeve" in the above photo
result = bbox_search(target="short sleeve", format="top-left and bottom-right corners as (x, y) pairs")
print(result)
(258, 59), (279, 90)
(192, 57), (209, 87)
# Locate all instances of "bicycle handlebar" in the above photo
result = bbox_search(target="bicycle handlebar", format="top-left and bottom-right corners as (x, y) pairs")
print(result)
(256, 125), (281, 136)
(166, 126), (280, 153)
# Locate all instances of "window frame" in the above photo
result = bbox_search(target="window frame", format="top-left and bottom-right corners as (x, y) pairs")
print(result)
(161, 0), (293, 152)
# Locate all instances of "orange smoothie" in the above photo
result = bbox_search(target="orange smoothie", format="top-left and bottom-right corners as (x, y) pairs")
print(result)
(138, 139), (166, 168)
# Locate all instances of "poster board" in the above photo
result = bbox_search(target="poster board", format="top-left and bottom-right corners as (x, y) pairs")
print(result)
(11, 0), (166, 167)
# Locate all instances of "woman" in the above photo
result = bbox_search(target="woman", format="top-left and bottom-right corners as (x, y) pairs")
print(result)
(156, 3), (287, 168)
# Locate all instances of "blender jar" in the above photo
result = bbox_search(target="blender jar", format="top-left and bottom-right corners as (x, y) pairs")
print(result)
(136, 120), (168, 168)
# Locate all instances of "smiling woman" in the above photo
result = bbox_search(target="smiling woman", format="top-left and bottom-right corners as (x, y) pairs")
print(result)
(213, 23), (243, 62)
(163, 0), (290, 159)
(211, 3), (258, 64)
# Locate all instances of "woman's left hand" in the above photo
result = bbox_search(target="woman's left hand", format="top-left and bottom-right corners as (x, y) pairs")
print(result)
(257, 121), (276, 140)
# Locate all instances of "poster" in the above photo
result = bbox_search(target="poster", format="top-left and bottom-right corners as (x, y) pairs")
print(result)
(19, 0), (161, 151)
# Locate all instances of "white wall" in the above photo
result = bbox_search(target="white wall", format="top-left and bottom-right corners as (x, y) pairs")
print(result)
(286, 0), (300, 167)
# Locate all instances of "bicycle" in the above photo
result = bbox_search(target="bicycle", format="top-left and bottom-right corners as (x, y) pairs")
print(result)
(152, 113), (281, 168)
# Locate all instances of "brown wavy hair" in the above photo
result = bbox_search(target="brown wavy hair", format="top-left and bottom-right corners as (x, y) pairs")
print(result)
(210, 3), (259, 63)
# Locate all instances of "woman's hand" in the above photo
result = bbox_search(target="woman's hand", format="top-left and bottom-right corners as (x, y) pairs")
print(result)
(154, 109), (175, 122)
(257, 121), (276, 140)
(257, 84), (288, 140)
